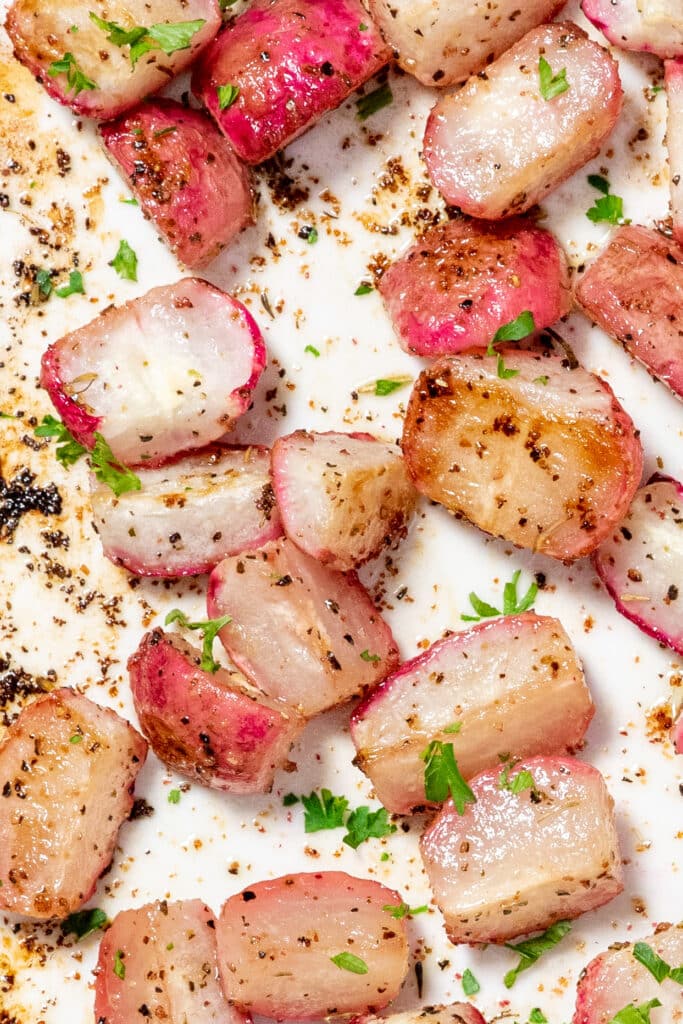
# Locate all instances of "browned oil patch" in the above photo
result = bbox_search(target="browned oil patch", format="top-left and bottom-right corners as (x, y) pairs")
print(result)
(354, 155), (444, 237)
(645, 701), (674, 743)
(0, 925), (50, 1024)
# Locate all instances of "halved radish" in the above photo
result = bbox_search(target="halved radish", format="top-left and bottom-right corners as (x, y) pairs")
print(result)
(420, 756), (623, 943)
(666, 60), (683, 246)
(216, 872), (409, 1019)
(593, 476), (683, 656)
(95, 899), (244, 1024)
(0, 689), (147, 920)
(359, 1006), (487, 1024)
(573, 923), (683, 1024)
(581, 0), (683, 59)
(673, 709), (683, 755)
(401, 350), (643, 561)
(575, 224), (683, 401)
(91, 445), (282, 578)
(351, 614), (594, 814)
(128, 629), (304, 793)
(378, 218), (571, 357)
(271, 431), (417, 571)
(207, 539), (399, 717)
(40, 278), (266, 467)
(423, 22), (623, 218)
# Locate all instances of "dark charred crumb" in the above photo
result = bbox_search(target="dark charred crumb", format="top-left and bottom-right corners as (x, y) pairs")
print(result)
(0, 656), (56, 727)
(129, 797), (155, 820)
(0, 468), (62, 543)
(257, 154), (310, 211)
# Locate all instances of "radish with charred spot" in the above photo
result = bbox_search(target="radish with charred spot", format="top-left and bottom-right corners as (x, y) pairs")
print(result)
(271, 431), (417, 570)
(421, 756), (623, 944)
(0, 689), (146, 920)
(351, 614), (594, 815)
(40, 278), (266, 467)
(207, 539), (399, 717)
(666, 61), (683, 246)
(581, 0), (683, 59)
(216, 872), (409, 1019)
(401, 350), (642, 561)
(128, 629), (304, 793)
(91, 445), (282, 578)
(423, 22), (623, 219)
(359, 1006), (488, 1024)
(593, 476), (683, 656)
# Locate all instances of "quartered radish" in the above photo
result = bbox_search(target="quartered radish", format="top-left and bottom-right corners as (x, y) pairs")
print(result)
(271, 430), (417, 570)
(128, 629), (304, 793)
(100, 100), (254, 268)
(401, 350), (643, 561)
(216, 872), (409, 1019)
(379, 217), (571, 357)
(423, 22), (623, 218)
(593, 476), (683, 656)
(581, 0), (683, 59)
(358, 1007), (487, 1024)
(191, 0), (390, 164)
(420, 756), (623, 943)
(666, 60), (683, 246)
(207, 539), (399, 717)
(40, 278), (266, 467)
(351, 614), (594, 814)
(90, 445), (282, 577)
(0, 689), (147, 920)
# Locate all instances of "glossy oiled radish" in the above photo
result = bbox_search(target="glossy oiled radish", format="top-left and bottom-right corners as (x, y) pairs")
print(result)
(581, 0), (683, 59)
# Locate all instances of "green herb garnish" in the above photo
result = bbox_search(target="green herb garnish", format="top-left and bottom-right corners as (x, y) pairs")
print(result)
(343, 806), (396, 849)
(47, 53), (96, 95)
(109, 239), (138, 282)
(89, 12), (206, 67)
(217, 83), (240, 110)
(354, 282), (373, 296)
(165, 609), (231, 673)
(586, 175), (630, 225)
(633, 941), (683, 985)
(503, 920), (571, 988)
(91, 434), (141, 496)
(608, 1000), (663, 1024)
(421, 740), (476, 814)
(168, 788), (181, 804)
(462, 967), (480, 995)
(461, 569), (537, 623)
(538, 56), (569, 101)
(330, 952), (369, 974)
(113, 949), (126, 979)
(55, 270), (85, 298)
(61, 907), (109, 940)
(301, 789), (349, 832)
(383, 902), (428, 919)
(34, 415), (87, 468)
(356, 82), (393, 121)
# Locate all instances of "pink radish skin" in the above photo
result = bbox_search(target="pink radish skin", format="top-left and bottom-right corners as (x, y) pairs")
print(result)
(191, 0), (390, 164)
(421, 755), (624, 944)
(0, 689), (147, 920)
(351, 613), (594, 814)
(40, 278), (266, 467)
(379, 217), (571, 357)
(216, 872), (409, 1020)
(90, 445), (282, 578)
(424, 22), (623, 219)
(581, 0), (683, 59)
(673, 709), (683, 755)
(100, 100), (254, 268)
(5, 0), (220, 119)
(207, 539), (399, 718)
(271, 430), (417, 570)
(128, 629), (304, 793)
(666, 61), (683, 246)
(593, 476), (683, 656)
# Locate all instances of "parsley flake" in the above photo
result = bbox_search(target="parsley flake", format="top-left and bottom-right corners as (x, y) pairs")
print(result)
(608, 1000), (662, 1024)
(503, 920), (571, 988)
(120, 196), (139, 205)
(529, 1010), (548, 1023)
(61, 907), (109, 940)
(586, 175), (630, 225)
(485, 311), (535, 378)
(113, 949), (126, 980)
(109, 239), (138, 282)
(461, 569), (538, 623)
(538, 56), (569, 101)
(354, 282), (373, 295)
(168, 788), (181, 804)
(91, 433), (141, 496)
(375, 377), (410, 396)
(356, 82), (393, 121)
(36, 268), (53, 298)
(55, 270), (85, 298)
(421, 740), (476, 814)
(633, 941), (683, 985)
(383, 902), (428, 919)
(534, 375), (549, 386)
(443, 721), (462, 734)
(343, 806), (396, 848)
(164, 609), (231, 673)
(34, 415), (87, 468)
(47, 53), (96, 95)
(360, 649), (381, 662)
(330, 952), (369, 974)
(89, 12), (206, 67)
(301, 789), (349, 832)
(217, 83), (240, 110)
(304, 344), (320, 357)
(499, 763), (537, 797)
(282, 793), (299, 806)
(461, 967), (480, 995)
(69, 733), (82, 744)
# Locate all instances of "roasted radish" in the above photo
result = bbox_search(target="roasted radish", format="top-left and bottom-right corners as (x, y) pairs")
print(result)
(351, 614), (594, 814)
(207, 539), (399, 717)
(666, 61), (683, 246)
(420, 756), (623, 943)
(40, 278), (266, 467)
(673, 709), (683, 755)
(360, 1007), (487, 1024)
(95, 899), (243, 1024)
(271, 431), (417, 570)
(593, 476), (683, 656)
(216, 872), (409, 1019)
(191, 0), (391, 164)
(100, 100), (253, 268)
(5, 0), (220, 120)
(423, 22), (623, 218)
(575, 224), (683, 401)
(128, 629), (304, 793)
(368, 0), (567, 88)
(379, 218), (571, 357)
(401, 351), (643, 561)
(581, 0), (683, 59)
(573, 923), (683, 1024)
(91, 445), (282, 577)
(0, 689), (147, 920)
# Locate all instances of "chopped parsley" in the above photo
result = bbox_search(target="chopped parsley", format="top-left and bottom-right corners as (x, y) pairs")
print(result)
(534, 375), (549, 386)
(304, 344), (320, 357)
(360, 649), (381, 662)
(91, 434), (142, 496)
(499, 764), (536, 795)
(61, 907), (109, 940)
(153, 126), (177, 139)
(538, 56), (569, 101)
(164, 609), (231, 673)
(374, 378), (410, 397)
(356, 82), (393, 121)
(529, 1011), (548, 1024)
(35, 415), (87, 468)
(633, 941), (683, 984)
(290, 789), (396, 848)
(343, 806), (396, 848)
(89, 12), (206, 67)
(36, 268), (53, 298)
(69, 733), (82, 744)
(305, 226), (318, 244)
(608, 1000), (662, 1024)
(55, 270), (85, 298)
(461, 967), (480, 995)
(354, 282), (373, 295)
(503, 920), (571, 988)
(421, 740), (476, 814)
(443, 721), (462, 734)
(282, 793), (299, 806)
(168, 788), (181, 804)
(301, 789), (349, 832)
(113, 949), (126, 980)
(383, 902), (428, 919)
(109, 239), (138, 282)
(330, 952), (369, 974)
(461, 569), (538, 623)
(120, 196), (139, 205)
(486, 311), (535, 378)
(586, 174), (630, 225)
(47, 53), (96, 95)
(217, 83), (240, 110)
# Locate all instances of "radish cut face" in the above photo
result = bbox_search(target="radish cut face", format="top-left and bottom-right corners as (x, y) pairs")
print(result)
(361, 1007), (488, 1024)
(581, 0), (683, 58)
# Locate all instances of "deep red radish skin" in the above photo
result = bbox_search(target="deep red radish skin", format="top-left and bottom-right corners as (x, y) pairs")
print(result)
(100, 100), (253, 268)
(573, 924), (683, 1024)
(581, 0), (683, 59)
(271, 430), (417, 570)
(673, 709), (683, 755)
(358, 1006), (487, 1024)
(128, 629), (303, 793)
(0, 689), (146, 920)
(593, 476), (683, 656)
(576, 225), (683, 401)
(378, 218), (571, 357)
(401, 351), (643, 561)
(666, 61), (683, 246)
(5, 0), (220, 119)
(90, 445), (282, 577)
(424, 22), (623, 219)
(95, 899), (244, 1024)
(351, 614), (594, 814)
(191, 0), (390, 164)
(40, 278), (266, 467)
(207, 539), (399, 717)
(421, 756), (623, 944)
(368, 0), (567, 88)
(217, 872), (409, 1019)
